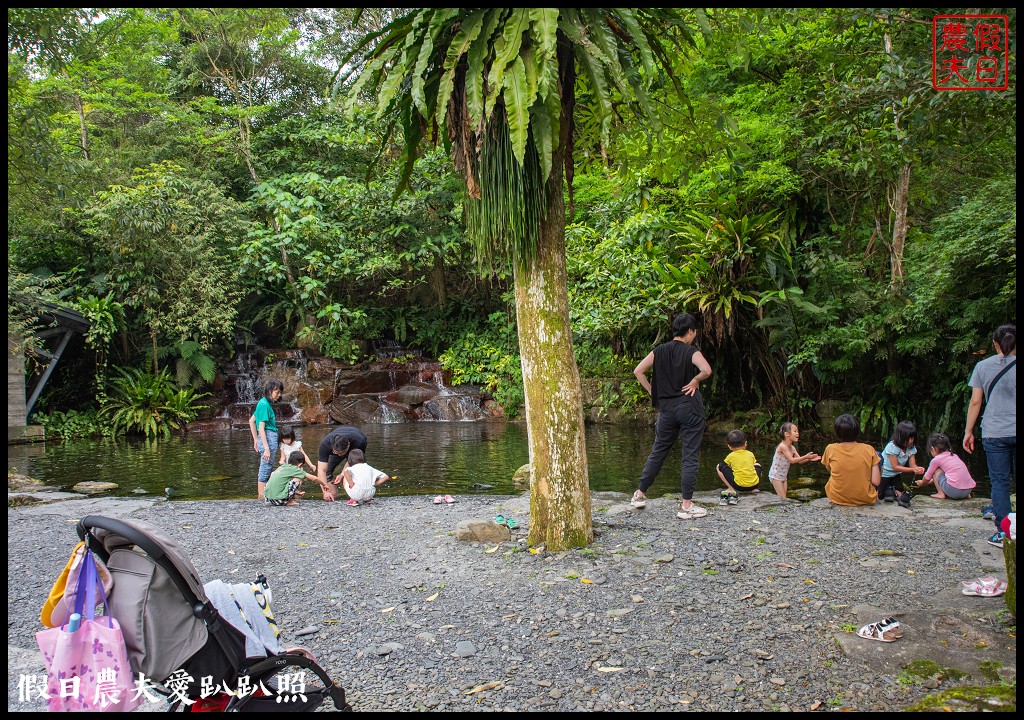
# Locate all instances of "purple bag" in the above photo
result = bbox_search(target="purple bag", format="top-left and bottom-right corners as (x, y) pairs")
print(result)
(36, 549), (143, 712)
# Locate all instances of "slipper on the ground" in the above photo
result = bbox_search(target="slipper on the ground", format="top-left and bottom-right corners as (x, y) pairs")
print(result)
(857, 620), (901, 642)
(432, 495), (445, 504)
(504, 518), (519, 530)
(444, 494), (457, 504)
(494, 515), (507, 526)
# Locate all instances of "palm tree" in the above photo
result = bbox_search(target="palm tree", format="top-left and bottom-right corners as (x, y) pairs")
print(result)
(344, 8), (692, 549)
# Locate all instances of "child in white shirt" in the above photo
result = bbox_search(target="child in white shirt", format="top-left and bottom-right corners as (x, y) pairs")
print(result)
(277, 426), (316, 472)
(341, 449), (390, 506)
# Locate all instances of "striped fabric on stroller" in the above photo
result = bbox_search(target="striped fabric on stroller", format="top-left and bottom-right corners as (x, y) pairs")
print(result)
(77, 515), (350, 711)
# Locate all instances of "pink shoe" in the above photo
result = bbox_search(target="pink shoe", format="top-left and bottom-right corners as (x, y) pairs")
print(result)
(346, 499), (359, 506)
(444, 494), (456, 504)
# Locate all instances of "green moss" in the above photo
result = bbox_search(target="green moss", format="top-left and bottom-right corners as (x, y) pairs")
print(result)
(7, 494), (42, 507)
(904, 685), (1015, 712)
(977, 661), (1003, 683)
(903, 660), (966, 682)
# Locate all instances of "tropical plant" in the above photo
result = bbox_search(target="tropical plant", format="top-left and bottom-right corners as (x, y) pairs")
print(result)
(346, 8), (696, 549)
(143, 339), (219, 389)
(440, 311), (524, 415)
(36, 408), (111, 440)
(101, 367), (207, 438)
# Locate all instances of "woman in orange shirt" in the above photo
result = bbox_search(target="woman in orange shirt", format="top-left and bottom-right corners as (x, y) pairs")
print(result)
(821, 414), (881, 506)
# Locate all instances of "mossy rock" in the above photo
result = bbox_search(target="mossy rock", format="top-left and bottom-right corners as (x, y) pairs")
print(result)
(7, 473), (45, 492)
(789, 488), (823, 501)
(789, 476), (819, 489)
(903, 660), (967, 682)
(72, 481), (119, 495)
(8, 494), (42, 507)
(904, 685), (1015, 712)
(1004, 537), (1015, 618)
(512, 464), (531, 487)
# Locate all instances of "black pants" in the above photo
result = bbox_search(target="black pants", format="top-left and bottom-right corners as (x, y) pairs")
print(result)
(718, 462), (763, 492)
(878, 474), (907, 500)
(638, 397), (705, 500)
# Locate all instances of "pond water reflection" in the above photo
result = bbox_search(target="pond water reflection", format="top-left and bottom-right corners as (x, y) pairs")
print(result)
(8, 422), (991, 502)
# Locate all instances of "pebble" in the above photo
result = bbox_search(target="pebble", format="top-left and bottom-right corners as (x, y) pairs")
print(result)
(5, 493), (1002, 714)
(454, 640), (476, 657)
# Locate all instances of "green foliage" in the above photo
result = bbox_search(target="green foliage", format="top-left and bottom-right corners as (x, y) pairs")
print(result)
(6, 269), (66, 365)
(37, 408), (112, 440)
(85, 163), (249, 352)
(101, 367), (207, 438)
(308, 304), (370, 363)
(7, 7), (1017, 440)
(440, 311), (524, 416)
(346, 7), (694, 268)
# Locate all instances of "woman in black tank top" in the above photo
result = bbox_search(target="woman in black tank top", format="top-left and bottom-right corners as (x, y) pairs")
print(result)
(630, 314), (713, 519)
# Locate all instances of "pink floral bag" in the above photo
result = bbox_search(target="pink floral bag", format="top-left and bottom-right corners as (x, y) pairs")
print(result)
(36, 548), (142, 712)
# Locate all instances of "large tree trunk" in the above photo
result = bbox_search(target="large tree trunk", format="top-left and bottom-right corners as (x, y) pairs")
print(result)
(515, 37), (591, 551)
(515, 201), (592, 550)
(889, 161), (911, 287)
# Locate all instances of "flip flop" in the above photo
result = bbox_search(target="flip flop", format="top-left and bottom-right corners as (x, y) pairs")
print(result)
(346, 499), (359, 506)
(432, 496), (445, 504)
(505, 518), (519, 530)
(857, 620), (901, 642)
(444, 494), (456, 504)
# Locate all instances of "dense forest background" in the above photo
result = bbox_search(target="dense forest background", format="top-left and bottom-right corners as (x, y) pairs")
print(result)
(8, 8), (1016, 438)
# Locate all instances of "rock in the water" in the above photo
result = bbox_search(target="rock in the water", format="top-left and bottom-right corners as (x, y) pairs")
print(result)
(456, 519), (511, 543)
(512, 464), (531, 487)
(72, 481), (119, 495)
(789, 488), (823, 501)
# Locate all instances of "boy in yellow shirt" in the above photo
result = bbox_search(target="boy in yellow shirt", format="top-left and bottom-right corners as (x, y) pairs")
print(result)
(716, 429), (762, 505)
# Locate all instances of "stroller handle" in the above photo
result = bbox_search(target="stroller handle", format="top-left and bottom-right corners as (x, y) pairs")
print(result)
(77, 515), (168, 562)
(76, 515), (203, 612)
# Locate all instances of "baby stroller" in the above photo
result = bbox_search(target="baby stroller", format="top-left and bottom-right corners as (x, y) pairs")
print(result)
(77, 515), (350, 711)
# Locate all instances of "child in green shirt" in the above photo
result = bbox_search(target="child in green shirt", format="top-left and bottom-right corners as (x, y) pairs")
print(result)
(265, 451), (317, 506)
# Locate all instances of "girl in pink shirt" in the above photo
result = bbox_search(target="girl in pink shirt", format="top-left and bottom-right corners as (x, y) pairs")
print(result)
(915, 433), (976, 500)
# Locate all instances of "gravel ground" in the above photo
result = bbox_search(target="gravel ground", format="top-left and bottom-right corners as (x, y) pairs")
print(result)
(7, 491), (1015, 712)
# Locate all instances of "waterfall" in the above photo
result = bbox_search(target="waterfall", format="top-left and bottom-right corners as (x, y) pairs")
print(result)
(217, 345), (498, 425)
(217, 348), (305, 423)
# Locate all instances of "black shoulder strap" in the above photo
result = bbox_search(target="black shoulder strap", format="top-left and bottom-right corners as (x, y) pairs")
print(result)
(985, 358), (1016, 403)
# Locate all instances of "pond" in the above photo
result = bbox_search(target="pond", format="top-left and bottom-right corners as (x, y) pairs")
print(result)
(8, 423), (993, 502)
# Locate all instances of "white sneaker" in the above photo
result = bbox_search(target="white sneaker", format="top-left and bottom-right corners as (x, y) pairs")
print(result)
(676, 503), (708, 519)
(630, 491), (647, 509)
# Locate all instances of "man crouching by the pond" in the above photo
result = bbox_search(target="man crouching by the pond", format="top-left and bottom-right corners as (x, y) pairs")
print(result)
(316, 426), (369, 501)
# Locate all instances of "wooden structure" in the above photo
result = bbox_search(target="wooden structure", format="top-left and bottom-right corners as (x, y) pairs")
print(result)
(8, 302), (89, 443)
